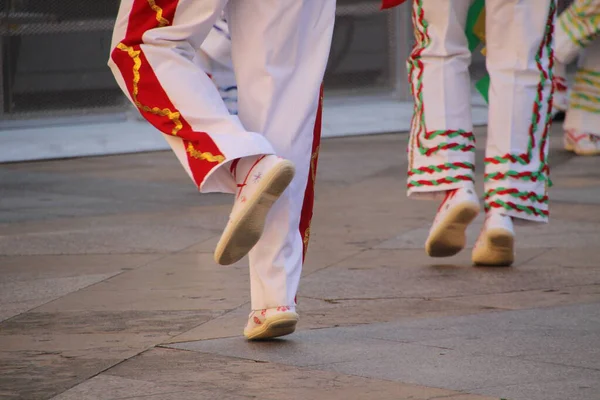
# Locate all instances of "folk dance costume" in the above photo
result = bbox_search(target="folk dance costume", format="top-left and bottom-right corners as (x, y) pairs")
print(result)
(108, 0), (335, 340)
(404, 0), (556, 266)
(195, 16), (238, 115)
(553, 0), (600, 155)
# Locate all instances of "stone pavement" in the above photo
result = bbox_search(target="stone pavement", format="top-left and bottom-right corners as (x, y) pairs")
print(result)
(1, 124), (599, 400)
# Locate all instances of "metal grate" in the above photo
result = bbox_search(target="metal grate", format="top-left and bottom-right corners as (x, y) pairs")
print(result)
(326, 0), (396, 93)
(0, 0), (401, 119)
(0, 0), (124, 117)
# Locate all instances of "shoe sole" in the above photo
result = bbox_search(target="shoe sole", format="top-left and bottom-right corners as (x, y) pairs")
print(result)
(574, 148), (600, 156)
(426, 201), (480, 258)
(472, 227), (514, 267)
(245, 313), (298, 340)
(565, 140), (600, 156)
(214, 161), (295, 266)
(564, 140), (574, 152)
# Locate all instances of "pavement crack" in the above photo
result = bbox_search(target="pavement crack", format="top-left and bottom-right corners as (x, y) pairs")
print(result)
(321, 296), (432, 302)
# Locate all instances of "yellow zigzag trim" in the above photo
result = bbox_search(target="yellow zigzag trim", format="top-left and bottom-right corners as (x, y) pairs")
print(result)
(310, 145), (320, 183)
(118, 3), (221, 162)
(116, 43), (183, 136)
(574, 77), (600, 90)
(572, 102), (600, 113)
(303, 225), (311, 247)
(147, 0), (170, 27)
(186, 143), (225, 163)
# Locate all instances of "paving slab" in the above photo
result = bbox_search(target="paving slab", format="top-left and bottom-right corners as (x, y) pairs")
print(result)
(469, 376), (600, 400)
(0, 353), (121, 400)
(0, 224), (218, 256)
(35, 253), (250, 313)
(49, 375), (192, 400)
(376, 213), (600, 250)
(0, 273), (120, 322)
(1, 124), (599, 400)
(53, 347), (497, 400)
(0, 309), (215, 400)
(443, 284), (600, 310)
(298, 248), (600, 301)
(164, 296), (492, 344)
(169, 303), (600, 400)
(0, 254), (158, 321)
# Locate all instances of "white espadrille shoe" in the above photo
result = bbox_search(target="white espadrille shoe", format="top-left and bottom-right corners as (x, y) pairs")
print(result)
(564, 130), (600, 156)
(244, 306), (299, 340)
(472, 212), (515, 267)
(214, 155), (295, 265)
(425, 187), (481, 258)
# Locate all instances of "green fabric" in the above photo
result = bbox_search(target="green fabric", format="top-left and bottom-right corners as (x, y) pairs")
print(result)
(465, 0), (485, 51)
(475, 73), (490, 103)
(465, 0), (489, 103)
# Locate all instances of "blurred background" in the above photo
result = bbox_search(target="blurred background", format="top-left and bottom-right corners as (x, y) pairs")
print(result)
(0, 0), (490, 162)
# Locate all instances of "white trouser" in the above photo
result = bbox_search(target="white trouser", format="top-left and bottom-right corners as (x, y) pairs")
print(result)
(196, 16), (238, 115)
(556, 0), (600, 135)
(555, 0), (600, 64)
(108, 0), (336, 310)
(407, 0), (556, 223)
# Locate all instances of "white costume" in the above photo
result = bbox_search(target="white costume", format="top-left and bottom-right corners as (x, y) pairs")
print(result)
(554, 0), (600, 155)
(406, 0), (556, 266)
(195, 16), (238, 115)
(108, 0), (336, 339)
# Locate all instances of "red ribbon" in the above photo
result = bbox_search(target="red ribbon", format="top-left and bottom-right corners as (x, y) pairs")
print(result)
(380, 0), (408, 10)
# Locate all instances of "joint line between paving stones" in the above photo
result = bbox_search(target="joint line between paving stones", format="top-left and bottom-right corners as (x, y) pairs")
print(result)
(515, 356), (600, 372)
(298, 356), (505, 400)
(428, 393), (491, 400)
(160, 302), (251, 345)
(300, 295), (444, 302)
(465, 373), (598, 393)
(301, 247), (375, 278)
(515, 248), (550, 266)
(431, 283), (600, 301)
(109, 389), (193, 400)
(0, 253), (169, 324)
(45, 346), (165, 399)
(174, 233), (221, 254)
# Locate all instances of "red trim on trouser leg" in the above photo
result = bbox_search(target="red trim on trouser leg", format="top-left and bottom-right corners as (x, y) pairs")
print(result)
(229, 158), (240, 178)
(380, 0), (408, 10)
(297, 85), (322, 304)
(110, 0), (224, 188)
(299, 86), (324, 263)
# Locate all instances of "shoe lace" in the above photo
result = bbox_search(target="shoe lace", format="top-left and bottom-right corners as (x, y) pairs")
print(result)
(235, 155), (266, 199)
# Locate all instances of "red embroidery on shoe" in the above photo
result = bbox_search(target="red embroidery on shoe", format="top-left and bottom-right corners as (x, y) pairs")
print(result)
(253, 316), (262, 325)
(236, 155), (266, 199)
(437, 189), (457, 212)
(261, 309), (267, 316)
(566, 130), (588, 144)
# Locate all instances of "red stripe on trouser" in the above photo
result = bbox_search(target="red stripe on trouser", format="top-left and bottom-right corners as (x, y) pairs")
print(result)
(110, 0), (224, 187)
(299, 86), (324, 262)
